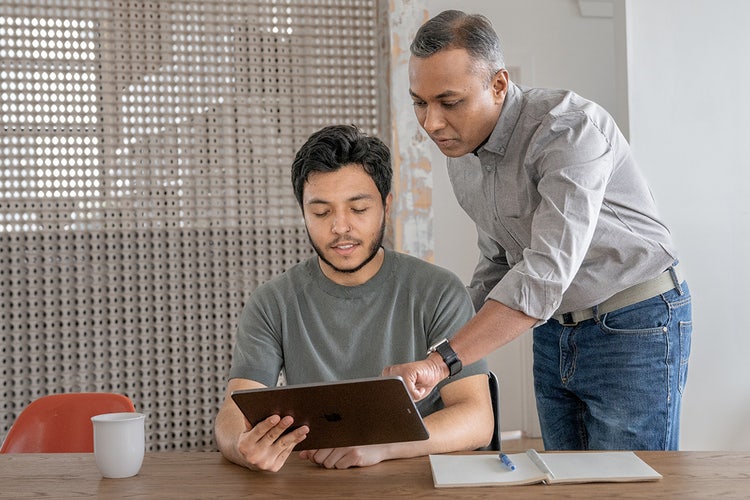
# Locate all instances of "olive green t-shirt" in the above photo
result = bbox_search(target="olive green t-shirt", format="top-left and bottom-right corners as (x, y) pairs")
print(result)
(228, 248), (487, 416)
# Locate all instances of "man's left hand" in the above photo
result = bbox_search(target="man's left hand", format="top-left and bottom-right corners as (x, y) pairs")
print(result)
(299, 445), (387, 469)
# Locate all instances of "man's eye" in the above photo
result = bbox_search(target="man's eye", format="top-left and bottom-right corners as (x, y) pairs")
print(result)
(412, 101), (426, 108)
(352, 208), (367, 214)
(442, 100), (461, 108)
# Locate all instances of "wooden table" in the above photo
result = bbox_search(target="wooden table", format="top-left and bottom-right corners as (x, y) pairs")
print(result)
(1, 451), (748, 498)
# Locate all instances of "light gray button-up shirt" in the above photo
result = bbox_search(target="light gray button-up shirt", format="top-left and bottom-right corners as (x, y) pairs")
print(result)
(447, 82), (677, 321)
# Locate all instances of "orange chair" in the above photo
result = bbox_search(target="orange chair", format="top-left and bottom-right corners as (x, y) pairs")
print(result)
(0, 393), (136, 453)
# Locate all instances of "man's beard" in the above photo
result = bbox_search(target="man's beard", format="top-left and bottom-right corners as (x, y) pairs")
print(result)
(309, 217), (386, 275)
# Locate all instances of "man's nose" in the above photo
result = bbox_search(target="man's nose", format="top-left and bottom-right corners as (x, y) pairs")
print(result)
(331, 216), (351, 234)
(422, 105), (445, 134)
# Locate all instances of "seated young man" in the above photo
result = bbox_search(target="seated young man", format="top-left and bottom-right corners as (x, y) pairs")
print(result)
(215, 125), (493, 472)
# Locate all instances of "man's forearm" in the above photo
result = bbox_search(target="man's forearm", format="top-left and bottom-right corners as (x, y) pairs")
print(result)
(449, 299), (538, 369)
(372, 374), (494, 459)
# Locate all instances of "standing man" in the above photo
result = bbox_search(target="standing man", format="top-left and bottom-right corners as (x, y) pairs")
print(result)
(215, 124), (493, 472)
(385, 10), (692, 451)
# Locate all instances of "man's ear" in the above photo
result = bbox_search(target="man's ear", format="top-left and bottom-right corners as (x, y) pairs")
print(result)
(491, 69), (509, 103)
(384, 192), (393, 218)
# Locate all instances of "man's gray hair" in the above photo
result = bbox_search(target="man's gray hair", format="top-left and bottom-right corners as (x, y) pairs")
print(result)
(410, 10), (505, 83)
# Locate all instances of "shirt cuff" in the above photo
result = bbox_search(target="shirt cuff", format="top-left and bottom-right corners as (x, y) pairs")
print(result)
(485, 268), (564, 322)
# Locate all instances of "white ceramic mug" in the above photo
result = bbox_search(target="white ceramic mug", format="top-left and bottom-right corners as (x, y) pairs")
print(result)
(91, 412), (146, 478)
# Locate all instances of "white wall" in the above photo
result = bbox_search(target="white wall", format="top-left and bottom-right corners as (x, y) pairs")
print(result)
(426, 0), (749, 449)
(626, 0), (750, 450)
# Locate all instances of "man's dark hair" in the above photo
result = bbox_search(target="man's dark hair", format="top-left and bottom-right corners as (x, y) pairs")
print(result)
(410, 9), (504, 82)
(291, 124), (392, 206)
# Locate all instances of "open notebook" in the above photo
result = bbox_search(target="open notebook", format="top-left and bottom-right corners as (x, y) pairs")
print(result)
(429, 450), (662, 488)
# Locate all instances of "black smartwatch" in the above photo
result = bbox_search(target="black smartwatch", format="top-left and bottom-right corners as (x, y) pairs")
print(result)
(426, 338), (463, 377)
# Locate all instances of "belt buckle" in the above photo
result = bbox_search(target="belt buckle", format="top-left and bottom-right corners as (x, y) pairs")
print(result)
(561, 312), (578, 327)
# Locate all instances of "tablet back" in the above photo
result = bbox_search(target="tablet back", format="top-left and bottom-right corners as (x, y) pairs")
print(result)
(231, 376), (429, 451)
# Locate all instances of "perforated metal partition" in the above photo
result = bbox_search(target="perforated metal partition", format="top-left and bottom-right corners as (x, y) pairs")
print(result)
(1, 0), (387, 451)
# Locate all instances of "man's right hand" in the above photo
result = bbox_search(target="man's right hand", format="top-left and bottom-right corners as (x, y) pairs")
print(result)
(236, 415), (309, 472)
(382, 353), (448, 401)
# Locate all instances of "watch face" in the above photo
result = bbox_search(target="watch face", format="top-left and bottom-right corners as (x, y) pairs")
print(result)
(429, 339), (448, 352)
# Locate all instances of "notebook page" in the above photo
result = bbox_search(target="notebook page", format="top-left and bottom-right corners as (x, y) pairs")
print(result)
(536, 451), (662, 484)
(429, 453), (548, 487)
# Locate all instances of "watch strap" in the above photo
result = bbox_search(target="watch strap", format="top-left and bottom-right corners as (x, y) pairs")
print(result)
(428, 339), (463, 377)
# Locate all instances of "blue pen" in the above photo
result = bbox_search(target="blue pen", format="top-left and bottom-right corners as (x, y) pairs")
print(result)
(499, 452), (516, 471)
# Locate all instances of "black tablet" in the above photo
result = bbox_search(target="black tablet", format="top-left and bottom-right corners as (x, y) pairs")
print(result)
(231, 376), (430, 451)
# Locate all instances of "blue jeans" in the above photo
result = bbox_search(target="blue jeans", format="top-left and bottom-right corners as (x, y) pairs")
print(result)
(533, 280), (692, 450)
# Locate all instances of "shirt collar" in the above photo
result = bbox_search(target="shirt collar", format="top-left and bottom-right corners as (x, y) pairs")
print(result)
(474, 81), (522, 159)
